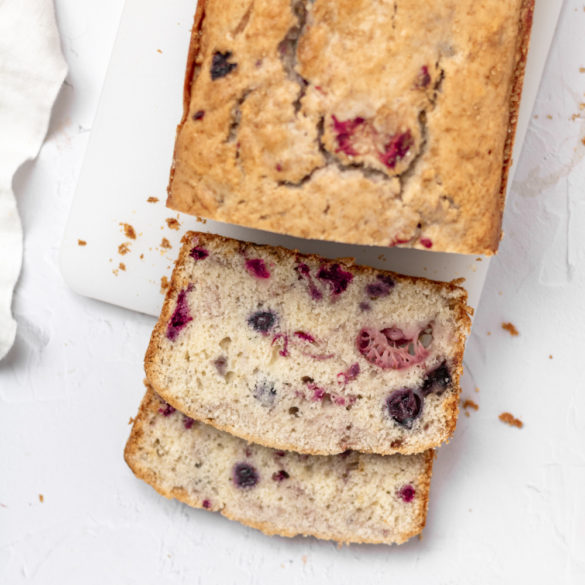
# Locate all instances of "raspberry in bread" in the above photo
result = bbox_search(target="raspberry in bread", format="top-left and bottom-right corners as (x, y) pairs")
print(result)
(124, 385), (435, 545)
(145, 232), (471, 455)
(167, 0), (534, 254)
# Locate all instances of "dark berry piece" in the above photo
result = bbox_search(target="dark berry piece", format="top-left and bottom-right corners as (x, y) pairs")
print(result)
(386, 389), (423, 429)
(377, 274), (396, 288)
(272, 470), (290, 482)
(365, 275), (395, 299)
(295, 263), (323, 300)
(192, 110), (205, 121)
(233, 462), (259, 489)
(158, 403), (176, 417)
(213, 356), (227, 376)
(253, 379), (277, 407)
(421, 362), (452, 396)
(317, 263), (353, 295)
(417, 65), (431, 88)
(210, 51), (237, 80)
(248, 310), (276, 333)
(166, 289), (193, 341)
(398, 484), (416, 503)
(379, 130), (413, 169)
(245, 258), (270, 279)
(359, 302), (371, 312)
(190, 247), (209, 260)
(183, 415), (195, 429)
(202, 499), (212, 509)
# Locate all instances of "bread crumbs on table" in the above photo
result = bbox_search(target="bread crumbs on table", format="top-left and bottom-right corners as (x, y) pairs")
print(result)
(462, 399), (479, 417)
(140, 254), (144, 259)
(39, 494), (44, 503)
(77, 239), (87, 246)
(118, 243), (130, 255)
(161, 238), (172, 249)
(120, 222), (136, 239)
(549, 354), (553, 359)
(499, 412), (523, 429)
(160, 276), (170, 293)
(501, 322), (519, 336)
(147, 196), (159, 203)
(166, 217), (180, 230)
(119, 263), (126, 271)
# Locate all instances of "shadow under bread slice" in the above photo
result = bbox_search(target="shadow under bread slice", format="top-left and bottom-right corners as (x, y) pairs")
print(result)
(124, 384), (435, 545)
(145, 231), (472, 455)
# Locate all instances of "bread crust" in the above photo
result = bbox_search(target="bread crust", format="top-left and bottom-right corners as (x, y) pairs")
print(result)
(144, 231), (472, 456)
(167, 0), (535, 255)
(125, 385), (435, 545)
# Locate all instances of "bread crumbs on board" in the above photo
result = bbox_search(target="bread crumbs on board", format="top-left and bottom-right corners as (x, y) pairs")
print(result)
(147, 196), (159, 203)
(39, 494), (44, 503)
(120, 222), (136, 239)
(166, 218), (180, 230)
(119, 263), (126, 271)
(462, 399), (479, 417)
(118, 243), (130, 255)
(161, 238), (172, 249)
(501, 322), (519, 336)
(77, 239), (87, 246)
(499, 412), (523, 429)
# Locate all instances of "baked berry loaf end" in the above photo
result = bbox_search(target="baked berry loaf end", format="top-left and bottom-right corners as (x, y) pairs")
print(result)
(145, 232), (472, 456)
(167, 0), (534, 254)
(125, 385), (435, 545)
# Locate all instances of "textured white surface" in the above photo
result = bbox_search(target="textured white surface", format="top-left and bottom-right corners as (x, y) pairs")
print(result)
(1, 0), (585, 583)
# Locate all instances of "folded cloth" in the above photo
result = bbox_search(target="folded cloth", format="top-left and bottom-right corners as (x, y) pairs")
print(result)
(0, 0), (67, 360)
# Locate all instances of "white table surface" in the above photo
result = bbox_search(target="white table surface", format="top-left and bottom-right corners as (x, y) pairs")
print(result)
(1, 1), (585, 583)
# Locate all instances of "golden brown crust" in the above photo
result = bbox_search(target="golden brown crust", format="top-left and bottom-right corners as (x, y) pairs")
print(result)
(167, 0), (535, 255)
(144, 231), (472, 456)
(125, 385), (434, 545)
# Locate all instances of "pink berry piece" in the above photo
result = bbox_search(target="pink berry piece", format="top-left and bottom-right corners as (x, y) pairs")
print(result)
(245, 258), (270, 279)
(379, 130), (413, 169)
(233, 462), (259, 489)
(420, 238), (433, 249)
(202, 499), (212, 509)
(356, 326), (429, 370)
(294, 331), (315, 343)
(190, 247), (209, 260)
(183, 415), (195, 429)
(337, 363), (360, 384)
(317, 263), (353, 296)
(398, 484), (416, 503)
(332, 115), (365, 156)
(295, 263), (323, 300)
(166, 288), (193, 341)
(158, 402), (176, 417)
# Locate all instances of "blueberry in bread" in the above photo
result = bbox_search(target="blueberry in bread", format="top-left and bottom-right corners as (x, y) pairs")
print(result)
(168, 0), (534, 254)
(124, 385), (435, 545)
(145, 232), (472, 455)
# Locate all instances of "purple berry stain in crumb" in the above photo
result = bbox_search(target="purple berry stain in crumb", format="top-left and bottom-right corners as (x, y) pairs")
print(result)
(190, 247), (209, 260)
(272, 470), (290, 482)
(233, 462), (259, 489)
(387, 389), (423, 429)
(338, 362), (360, 385)
(183, 415), (195, 429)
(158, 403), (176, 417)
(202, 499), (212, 509)
(359, 302), (371, 312)
(295, 262), (323, 300)
(379, 130), (413, 169)
(166, 288), (193, 341)
(245, 258), (270, 279)
(332, 115), (365, 156)
(294, 331), (315, 343)
(420, 237), (433, 249)
(421, 362), (451, 396)
(271, 333), (289, 357)
(417, 65), (431, 88)
(366, 274), (396, 299)
(398, 484), (416, 503)
(317, 264), (353, 295)
(192, 110), (205, 121)
(248, 310), (276, 334)
(213, 356), (227, 376)
(210, 51), (237, 80)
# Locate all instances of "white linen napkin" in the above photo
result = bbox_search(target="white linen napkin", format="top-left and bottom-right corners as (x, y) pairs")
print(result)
(0, 0), (67, 360)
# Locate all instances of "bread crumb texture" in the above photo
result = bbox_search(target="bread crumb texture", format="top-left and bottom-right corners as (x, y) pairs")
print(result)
(77, 239), (87, 246)
(120, 222), (136, 240)
(168, 0), (534, 254)
(501, 322), (519, 336)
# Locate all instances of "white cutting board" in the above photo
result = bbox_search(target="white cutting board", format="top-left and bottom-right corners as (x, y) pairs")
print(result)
(60, 0), (563, 317)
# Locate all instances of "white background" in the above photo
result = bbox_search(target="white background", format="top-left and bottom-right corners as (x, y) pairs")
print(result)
(1, 0), (585, 583)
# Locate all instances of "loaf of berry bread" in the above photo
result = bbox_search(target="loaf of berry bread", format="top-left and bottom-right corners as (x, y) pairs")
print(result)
(167, 0), (534, 254)
(145, 232), (471, 455)
(125, 385), (435, 545)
